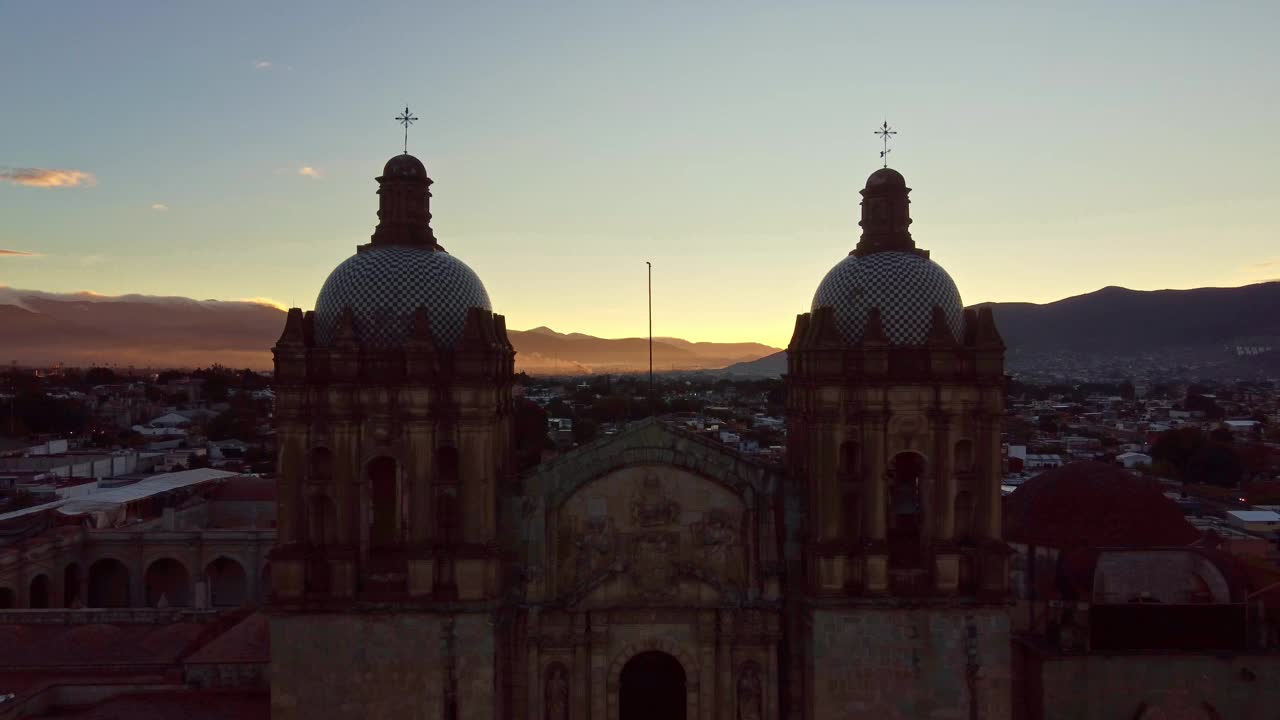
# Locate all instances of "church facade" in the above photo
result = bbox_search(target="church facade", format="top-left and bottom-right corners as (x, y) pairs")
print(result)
(268, 153), (1011, 719)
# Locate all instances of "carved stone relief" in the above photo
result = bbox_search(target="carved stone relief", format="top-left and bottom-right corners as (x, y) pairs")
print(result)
(553, 465), (748, 604)
(737, 661), (763, 720)
(544, 662), (569, 720)
(631, 472), (681, 527)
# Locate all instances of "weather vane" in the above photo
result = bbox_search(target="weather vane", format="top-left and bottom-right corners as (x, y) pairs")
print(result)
(874, 120), (897, 168)
(396, 106), (418, 154)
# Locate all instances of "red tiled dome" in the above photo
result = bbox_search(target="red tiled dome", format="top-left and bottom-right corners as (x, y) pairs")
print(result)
(1005, 461), (1200, 548)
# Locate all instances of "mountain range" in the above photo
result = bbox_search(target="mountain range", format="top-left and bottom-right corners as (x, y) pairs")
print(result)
(0, 288), (779, 372)
(721, 281), (1280, 377)
(3, 282), (1278, 374)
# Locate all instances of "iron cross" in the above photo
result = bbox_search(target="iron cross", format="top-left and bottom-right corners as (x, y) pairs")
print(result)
(875, 120), (897, 168)
(396, 106), (419, 154)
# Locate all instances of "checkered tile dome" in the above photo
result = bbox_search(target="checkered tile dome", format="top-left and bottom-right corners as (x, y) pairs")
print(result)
(313, 245), (492, 350)
(811, 251), (963, 345)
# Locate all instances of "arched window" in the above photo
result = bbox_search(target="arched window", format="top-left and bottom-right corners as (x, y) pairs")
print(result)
(88, 559), (131, 608)
(145, 558), (192, 607)
(206, 556), (248, 607)
(308, 493), (338, 546)
(436, 447), (460, 543)
(28, 574), (50, 609)
(437, 446), (459, 485)
(888, 452), (926, 569)
(839, 441), (859, 478)
(305, 556), (331, 594)
(308, 447), (333, 485)
(954, 439), (975, 473)
(367, 456), (400, 548)
(953, 491), (974, 540)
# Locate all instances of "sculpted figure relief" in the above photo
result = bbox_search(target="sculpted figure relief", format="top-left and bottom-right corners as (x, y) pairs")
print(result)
(737, 662), (763, 720)
(692, 508), (743, 585)
(629, 531), (679, 599)
(564, 516), (618, 590)
(544, 663), (569, 720)
(631, 472), (681, 527)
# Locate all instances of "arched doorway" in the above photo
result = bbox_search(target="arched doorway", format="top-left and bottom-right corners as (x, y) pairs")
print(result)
(144, 558), (192, 607)
(29, 574), (50, 608)
(0, 587), (13, 609)
(619, 651), (686, 720)
(64, 563), (82, 607)
(206, 556), (248, 607)
(88, 558), (131, 608)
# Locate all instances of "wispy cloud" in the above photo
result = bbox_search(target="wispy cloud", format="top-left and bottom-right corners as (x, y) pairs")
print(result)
(0, 168), (97, 188)
(298, 166), (322, 179)
(151, 203), (169, 211)
(0, 249), (38, 257)
(254, 60), (273, 70)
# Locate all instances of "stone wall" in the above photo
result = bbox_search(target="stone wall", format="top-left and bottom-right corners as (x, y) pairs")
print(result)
(809, 607), (1011, 720)
(270, 611), (494, 720)
(1033, 651), (1280, 720)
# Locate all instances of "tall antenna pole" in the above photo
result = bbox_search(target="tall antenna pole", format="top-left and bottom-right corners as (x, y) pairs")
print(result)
(646, 261), (653, 416)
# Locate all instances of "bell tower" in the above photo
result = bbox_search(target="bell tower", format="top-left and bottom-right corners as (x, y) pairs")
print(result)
(268, 149), (515, 720)
(785, 165), (1012, 720)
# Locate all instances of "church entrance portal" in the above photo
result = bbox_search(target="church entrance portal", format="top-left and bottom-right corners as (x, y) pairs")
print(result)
(619, 651), (686, 720)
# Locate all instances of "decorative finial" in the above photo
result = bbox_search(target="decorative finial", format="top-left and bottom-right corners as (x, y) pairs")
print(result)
(874, 120), (897, 168)
(396, 106), (419, 155)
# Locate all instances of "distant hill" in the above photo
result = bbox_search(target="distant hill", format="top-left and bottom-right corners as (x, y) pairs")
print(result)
(720, 351), (787, 377)
(506, 328), (779, 373)
(0, 288), (779, 372)
(6, 282), (1276, 374)
(977, 282), (1280, 355)
(719, 282), (1280, 377)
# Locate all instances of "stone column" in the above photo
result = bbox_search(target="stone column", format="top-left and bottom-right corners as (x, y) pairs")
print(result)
(407, 418), (433, 545)
(978, 413), (1002, 541)
(862, 415), (888, 593)
(589, 613), (608, 720)
(717, 611), (732, 720)
(129, 556), (146, 608)
(816, 423), (841, 542)
(862, 416), (887, 541)
(527, 611), (541, 720)
(698, 611), (717, 720)
(766, 643), (779, 720)
(331, 417), (359, 546)
(572, 615), (589, 720)
(932, 413), (955, 541)
(276, 421), (306, 544)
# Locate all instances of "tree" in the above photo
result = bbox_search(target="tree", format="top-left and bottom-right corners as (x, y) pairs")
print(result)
(83, 367), (118, 387)
(1151, 427), (1206, 479)
(1186, 444), (1243, 487)
(545, 398), (572, 419)
(572, 418), (598, 445)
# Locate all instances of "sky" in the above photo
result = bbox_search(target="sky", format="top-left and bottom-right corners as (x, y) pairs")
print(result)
(2, 1), (1278, 348)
